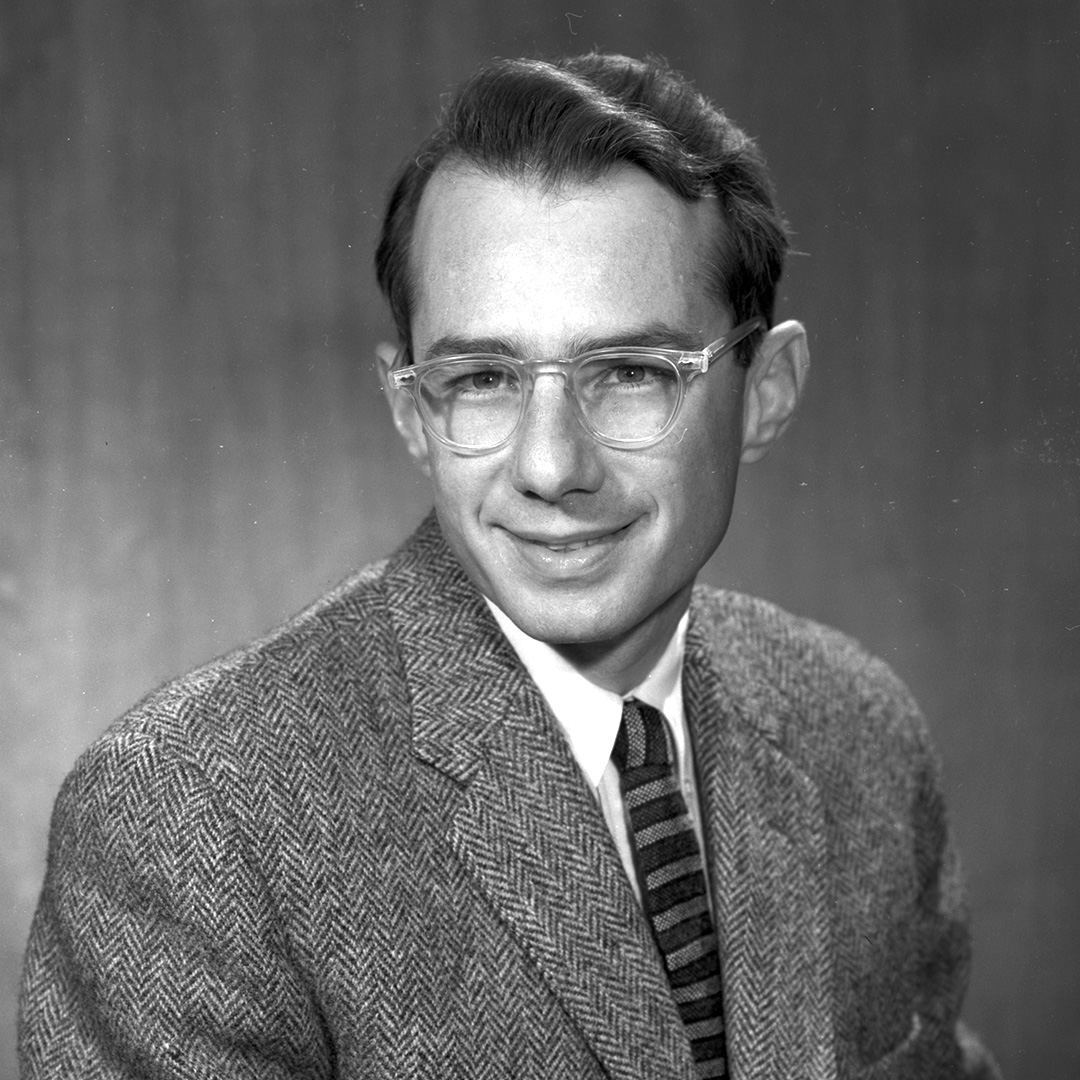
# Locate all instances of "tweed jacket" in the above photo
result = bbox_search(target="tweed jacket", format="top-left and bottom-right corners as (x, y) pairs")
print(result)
(20, 514), (998, 1079)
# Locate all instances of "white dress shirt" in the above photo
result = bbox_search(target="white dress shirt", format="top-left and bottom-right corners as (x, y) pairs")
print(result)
(485, 600), (710, 909)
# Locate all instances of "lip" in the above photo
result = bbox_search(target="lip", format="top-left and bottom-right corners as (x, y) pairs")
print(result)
(505, 522), (634, 551)
(492, 520), (638, 577)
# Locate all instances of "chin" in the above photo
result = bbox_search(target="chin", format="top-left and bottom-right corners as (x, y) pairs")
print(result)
(496, 591), (633, 646)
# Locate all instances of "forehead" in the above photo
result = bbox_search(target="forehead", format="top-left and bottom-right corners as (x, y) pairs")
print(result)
(409, 163), (724, 351)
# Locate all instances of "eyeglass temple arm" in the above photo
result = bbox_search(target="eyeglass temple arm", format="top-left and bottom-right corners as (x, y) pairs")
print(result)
(686, 317), (768, 372)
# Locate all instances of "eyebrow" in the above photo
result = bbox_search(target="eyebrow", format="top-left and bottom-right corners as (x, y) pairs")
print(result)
(419, 322), (704, 362)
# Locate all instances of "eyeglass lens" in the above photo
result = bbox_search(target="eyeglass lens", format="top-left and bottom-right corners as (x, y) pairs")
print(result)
(417, 355), (682, 448)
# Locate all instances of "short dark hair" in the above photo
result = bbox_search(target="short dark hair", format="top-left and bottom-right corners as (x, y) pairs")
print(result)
(375, 52), (789, 365)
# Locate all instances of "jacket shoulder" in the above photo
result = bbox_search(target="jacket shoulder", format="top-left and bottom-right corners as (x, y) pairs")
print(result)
(689, 586), (932, 772)
(82, 556), (402, 791)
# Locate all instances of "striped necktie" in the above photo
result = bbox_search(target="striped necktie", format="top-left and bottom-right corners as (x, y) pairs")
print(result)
(612, 698), (727, 1079)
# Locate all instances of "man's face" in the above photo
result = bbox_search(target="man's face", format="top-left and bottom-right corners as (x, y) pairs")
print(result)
(401, 164), (752, 667)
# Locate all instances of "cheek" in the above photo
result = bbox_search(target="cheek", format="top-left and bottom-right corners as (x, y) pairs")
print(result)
(682, 402), (745, 495)
(427, 453), (493, 525)
(651, 428), (742, 550)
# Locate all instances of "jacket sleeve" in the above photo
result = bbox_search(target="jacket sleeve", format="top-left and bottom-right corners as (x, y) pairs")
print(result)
(860, 658), (1002, 1080)
(921, 776), (1002, 1080)
(18, 728), (332, 1079)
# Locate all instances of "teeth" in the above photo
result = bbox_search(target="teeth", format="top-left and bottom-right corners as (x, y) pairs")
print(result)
(544, 537), (601, 552)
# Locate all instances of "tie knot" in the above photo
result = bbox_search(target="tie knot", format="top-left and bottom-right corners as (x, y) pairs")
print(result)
(611, 698), (673, 773)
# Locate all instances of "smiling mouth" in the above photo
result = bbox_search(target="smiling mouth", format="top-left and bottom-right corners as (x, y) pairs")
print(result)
(513, 522), (633, 552)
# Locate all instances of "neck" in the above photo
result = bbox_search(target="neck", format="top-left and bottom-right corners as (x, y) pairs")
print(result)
(552, 586), (691, 695)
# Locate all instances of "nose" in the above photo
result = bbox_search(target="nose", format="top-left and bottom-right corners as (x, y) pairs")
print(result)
(509, 373), (604, 502)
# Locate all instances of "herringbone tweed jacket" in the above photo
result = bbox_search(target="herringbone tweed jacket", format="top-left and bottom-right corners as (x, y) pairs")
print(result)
(20, 514), (998, 1079)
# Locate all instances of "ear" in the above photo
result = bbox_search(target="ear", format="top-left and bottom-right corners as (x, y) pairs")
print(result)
(376, 341), (432, 476)
(740, 320), (810, 464)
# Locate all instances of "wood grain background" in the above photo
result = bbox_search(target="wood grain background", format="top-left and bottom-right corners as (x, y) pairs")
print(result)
(2, 2), (1077, 1075)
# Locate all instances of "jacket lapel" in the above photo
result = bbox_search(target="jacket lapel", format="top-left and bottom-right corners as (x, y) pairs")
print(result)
(384, 516), (698, 1079)
(685, 602), (838, 1080)
(449, 681), (701, 1080)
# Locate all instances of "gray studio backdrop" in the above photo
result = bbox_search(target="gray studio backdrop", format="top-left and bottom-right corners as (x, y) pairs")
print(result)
(2, 2), (1078, 1077)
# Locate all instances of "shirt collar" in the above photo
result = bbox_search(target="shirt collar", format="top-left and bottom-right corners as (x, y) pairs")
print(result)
(484, 599), (688, 788)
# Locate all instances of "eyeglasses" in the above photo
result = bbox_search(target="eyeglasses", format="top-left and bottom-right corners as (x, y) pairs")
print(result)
(391, 318), (766, 454)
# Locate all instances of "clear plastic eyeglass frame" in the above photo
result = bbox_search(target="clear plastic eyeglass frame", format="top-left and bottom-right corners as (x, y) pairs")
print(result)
(390, 317), (767, 454)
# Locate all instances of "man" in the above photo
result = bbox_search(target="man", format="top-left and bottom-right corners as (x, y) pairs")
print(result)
(20, 53), (998, 1078)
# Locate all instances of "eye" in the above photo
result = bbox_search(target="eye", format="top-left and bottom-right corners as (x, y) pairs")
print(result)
(612, 364), (650, 384)
(581, 355), (676, 392)
(466, 368), (509, 391)
(425, 360), (521, 399)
